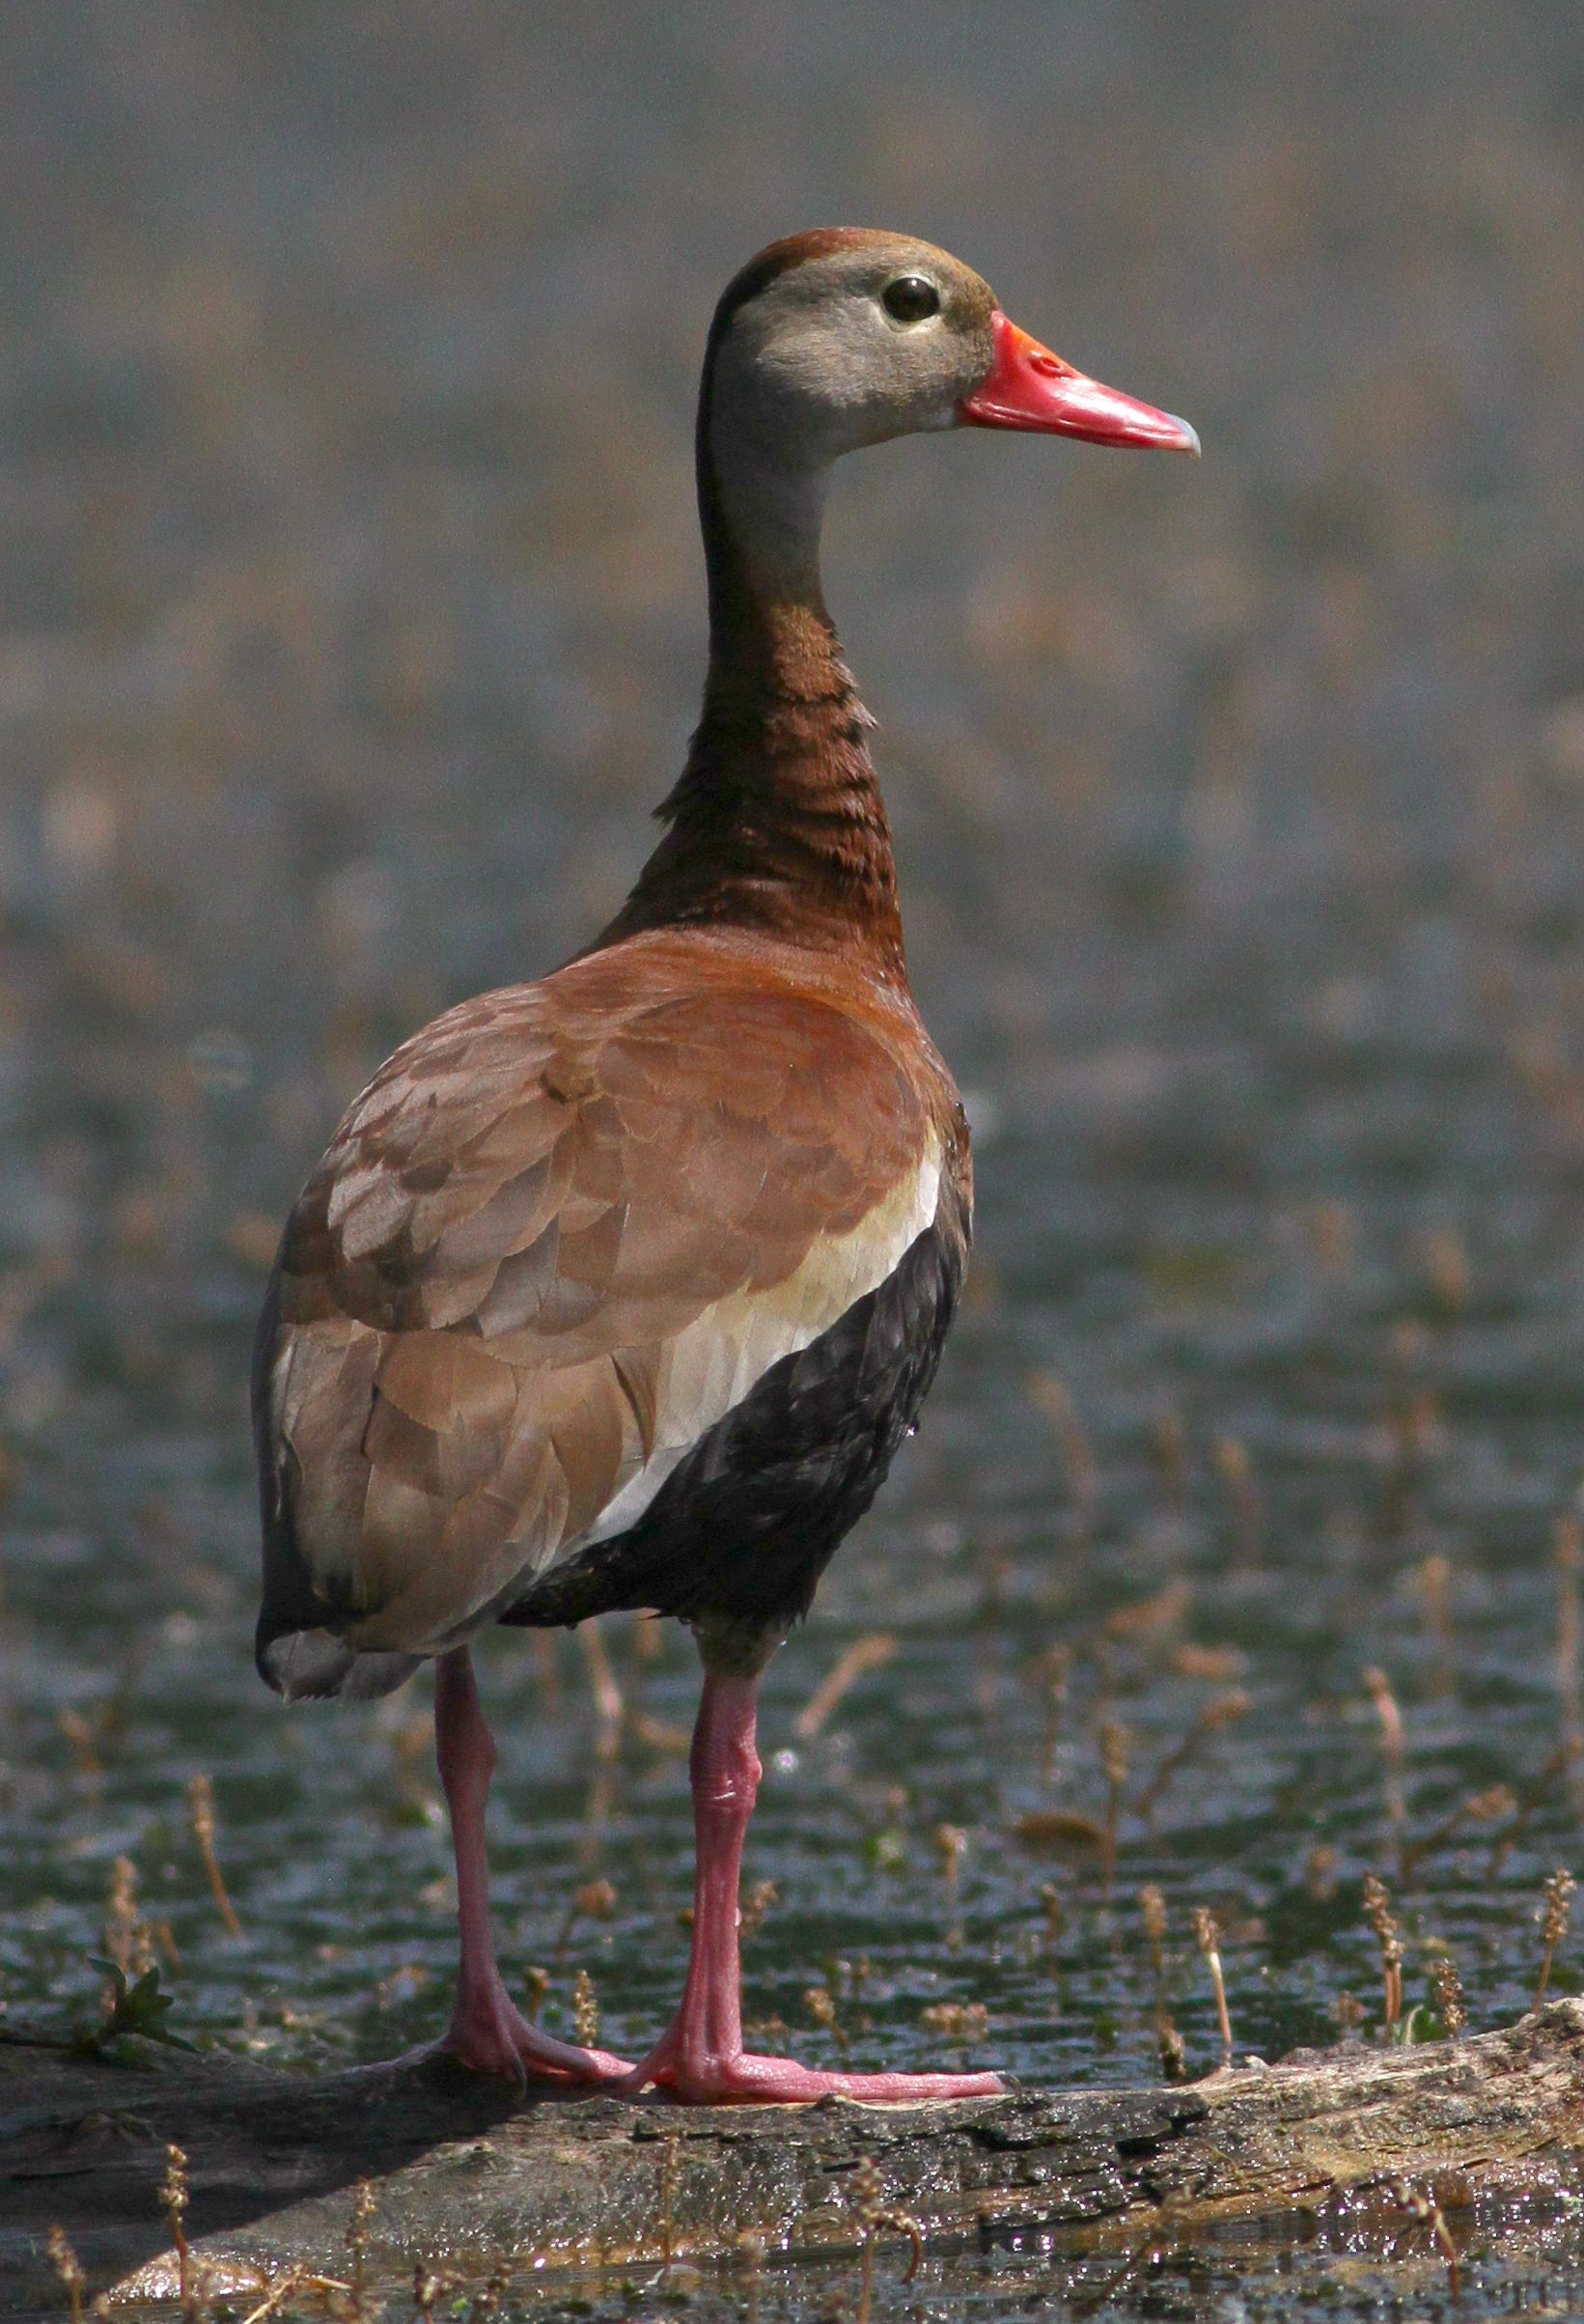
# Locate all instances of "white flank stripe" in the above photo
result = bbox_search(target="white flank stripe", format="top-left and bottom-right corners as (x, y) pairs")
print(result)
(557, 1134), (942, 1558)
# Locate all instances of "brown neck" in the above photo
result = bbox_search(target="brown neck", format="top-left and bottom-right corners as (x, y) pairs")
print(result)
(600, 338), (908, 984)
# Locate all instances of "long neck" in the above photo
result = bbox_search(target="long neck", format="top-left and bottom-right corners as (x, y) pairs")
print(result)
(600, 371), (908, 983)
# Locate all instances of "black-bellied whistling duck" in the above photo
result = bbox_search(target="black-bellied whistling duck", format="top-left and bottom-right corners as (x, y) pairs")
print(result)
(255, 229), (1197, 2104)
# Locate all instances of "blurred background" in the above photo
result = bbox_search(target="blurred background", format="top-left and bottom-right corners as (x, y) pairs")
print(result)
(4, 3), (1584, 2311)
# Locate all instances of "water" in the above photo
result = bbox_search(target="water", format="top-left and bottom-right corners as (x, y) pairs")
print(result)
(4, 3), (1584, 2314)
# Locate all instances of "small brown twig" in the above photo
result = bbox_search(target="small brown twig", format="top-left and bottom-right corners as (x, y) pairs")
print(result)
(160, 2142), (209, 2324)
(413, 2260), (471, 2323)
(1138, 1885), (1186, 2081)
(793, 1633), (897, 1740)
(1307, 1197), (1355, 1279)
(1157, 2019), (1188, 2081)
(1484, 1741), (1581, 1880)
(1025, 1371), (1098, 1511)
(1098, 1720), (1130, 1900)
(850, 2153), (924, 2324)
(933, 1821), (966, 1948)
(805, 1980), (850, 2057)
(1361, 1872), (1404, 2037)
(1034, 1644), (1071, 1786)
(626, 1709), (692, 1755)
(1149, 1408), (1187, 1502)
(1132, 1690), (1252, 1824)
(1139, 1884), (1168, 1993)
(187, 1774), (243, 1939)
(570, 1966), (600, 2046)
(577, 1621), (624, 1761)
(347, 2178), (375, 2318)
(739, 1878), (777, 1938)
(1379, 1378), (1439, 1537)
(236, 2269), (353, 2324)
(1332, 1992), (1368, 2039)
(1413, 1553), (1457, 1694)
(1102, 1579), (1192, 1647)
(1399, 1780), (1516, 1882)
(47, 2226), (86, 2324)
(1191, 1906), (1233, 2069)
(1072, 2210), (1185, 2318)
(58, 1707), (105, 1783)
(1428, 1946), (1467, 2036)
(1420, 1226), (1468, 1318)
(1386, 2178), (1461, 2299)
(552, 1876), (617, 1964)
(1362, 1666), (1407, 1872)
(1535, 1868), (1576, 2010)
(104, 1855), (153, 1979)
(736, 2228), (766, 2324)
(919, 2000), (988, 2061)
(464, 2263), (509, 2324)
(1210, 1433), (1261, 1559)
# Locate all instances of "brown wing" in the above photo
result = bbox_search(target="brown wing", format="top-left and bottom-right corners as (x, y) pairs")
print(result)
(257, 938), (945, 1666)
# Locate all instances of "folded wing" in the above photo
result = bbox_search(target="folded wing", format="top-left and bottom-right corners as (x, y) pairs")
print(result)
(256, 943), (945, 1687)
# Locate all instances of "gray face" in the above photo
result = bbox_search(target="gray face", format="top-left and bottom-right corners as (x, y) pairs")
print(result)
(710, 236), (1000, 473)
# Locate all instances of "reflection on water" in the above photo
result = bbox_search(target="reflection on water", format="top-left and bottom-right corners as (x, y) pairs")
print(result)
(4, 4), (1584, 2315)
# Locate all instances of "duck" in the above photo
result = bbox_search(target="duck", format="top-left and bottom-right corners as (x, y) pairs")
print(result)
(254, 228), (1197, 2105)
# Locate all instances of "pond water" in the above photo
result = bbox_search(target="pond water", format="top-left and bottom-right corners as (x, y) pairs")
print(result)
(4, 5), (1584, 2317)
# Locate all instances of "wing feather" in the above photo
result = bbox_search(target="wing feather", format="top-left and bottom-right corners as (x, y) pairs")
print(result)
(258, 936), (959, 1658)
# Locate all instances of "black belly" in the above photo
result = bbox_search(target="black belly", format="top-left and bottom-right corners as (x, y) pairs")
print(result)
(499, 1218), (963, 1636)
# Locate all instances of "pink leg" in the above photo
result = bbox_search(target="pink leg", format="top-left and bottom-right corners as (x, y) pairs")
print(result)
(617, 1666), (1005, 2105)
(433, 1646), (631, 2085)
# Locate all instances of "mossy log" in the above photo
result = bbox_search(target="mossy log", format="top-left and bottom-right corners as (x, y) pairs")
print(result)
(6, 2004), (1584, 2313)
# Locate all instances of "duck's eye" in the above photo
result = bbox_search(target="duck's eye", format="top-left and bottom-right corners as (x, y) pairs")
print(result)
(881, 275), (940, 324)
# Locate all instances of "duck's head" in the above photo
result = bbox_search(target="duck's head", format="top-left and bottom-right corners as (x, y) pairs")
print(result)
(705, 227), (1200, 480)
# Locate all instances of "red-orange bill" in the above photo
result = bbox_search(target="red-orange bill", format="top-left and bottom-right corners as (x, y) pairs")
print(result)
(959, 311), (1200, 455)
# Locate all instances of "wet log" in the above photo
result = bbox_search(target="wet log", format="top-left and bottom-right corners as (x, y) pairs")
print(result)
(6, 2003), (1584, 2313)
